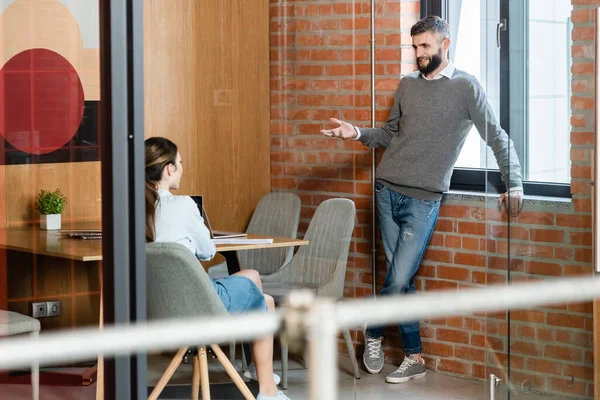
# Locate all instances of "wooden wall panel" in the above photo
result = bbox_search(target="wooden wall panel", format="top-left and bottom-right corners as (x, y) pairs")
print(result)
(0, 162), (102, 228)
(144, 0), (271, 232)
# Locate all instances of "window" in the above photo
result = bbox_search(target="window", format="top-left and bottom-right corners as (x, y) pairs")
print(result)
(421, 0), (572, 197)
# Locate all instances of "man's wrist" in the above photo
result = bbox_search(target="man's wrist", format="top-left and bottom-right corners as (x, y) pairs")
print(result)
(353, 126), (361, 140)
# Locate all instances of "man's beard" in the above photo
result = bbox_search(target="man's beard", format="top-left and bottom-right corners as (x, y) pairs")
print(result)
(417, 48), (443, 75)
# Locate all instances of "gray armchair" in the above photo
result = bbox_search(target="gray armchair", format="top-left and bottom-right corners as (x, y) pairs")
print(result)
(209, 192), (301, 280)
(261, 198), (361, 389)
(239, 192), (301, 275)
(146, 242), (255, 400)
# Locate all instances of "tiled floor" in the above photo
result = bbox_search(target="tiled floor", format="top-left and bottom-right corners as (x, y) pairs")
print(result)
(0, 355), (572, 399)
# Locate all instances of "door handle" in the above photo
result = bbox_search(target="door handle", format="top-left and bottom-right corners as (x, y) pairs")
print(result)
(496, 18), (507, 48)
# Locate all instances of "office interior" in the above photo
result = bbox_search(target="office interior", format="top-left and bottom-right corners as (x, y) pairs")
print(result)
(0, 0), (595, 399)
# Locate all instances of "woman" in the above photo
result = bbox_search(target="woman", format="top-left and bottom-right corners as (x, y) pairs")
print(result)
(145, 137), (290, 400)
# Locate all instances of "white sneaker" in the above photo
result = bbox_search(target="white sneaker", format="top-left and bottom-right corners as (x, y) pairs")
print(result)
(243, 362), (282, 386)
(257, 391), (290, 400)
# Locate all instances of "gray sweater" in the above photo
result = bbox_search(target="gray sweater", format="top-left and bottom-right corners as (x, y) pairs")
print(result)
(359, 69), (523, 201)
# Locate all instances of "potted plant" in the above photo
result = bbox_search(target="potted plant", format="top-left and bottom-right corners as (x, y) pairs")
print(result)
(35, 189), (67, 230)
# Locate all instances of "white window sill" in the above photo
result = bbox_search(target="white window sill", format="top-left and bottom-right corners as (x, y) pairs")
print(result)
(442, 190), (572, 210)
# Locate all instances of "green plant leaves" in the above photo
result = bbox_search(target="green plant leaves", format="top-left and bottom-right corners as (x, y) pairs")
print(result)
(35, 189), (67, 215)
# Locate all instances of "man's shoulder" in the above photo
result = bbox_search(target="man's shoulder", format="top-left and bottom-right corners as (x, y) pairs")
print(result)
(398, 71), (421, 91)
(450, 69), (481, 88)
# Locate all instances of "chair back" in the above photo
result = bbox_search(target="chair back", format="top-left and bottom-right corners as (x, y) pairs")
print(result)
(238, 192), (301, 275)
(265, 198), (355, 299)
(146, 242), (227, 321)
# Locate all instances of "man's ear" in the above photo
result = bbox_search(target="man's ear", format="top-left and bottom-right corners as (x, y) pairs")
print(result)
(442, 37), (450, 51)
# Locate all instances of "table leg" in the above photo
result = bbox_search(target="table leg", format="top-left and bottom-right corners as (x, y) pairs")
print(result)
(96, 289), (103, 400)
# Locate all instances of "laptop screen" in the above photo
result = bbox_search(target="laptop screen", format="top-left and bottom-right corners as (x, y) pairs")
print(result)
(188, 195), (247, 239)
(189, 195), (203, 217)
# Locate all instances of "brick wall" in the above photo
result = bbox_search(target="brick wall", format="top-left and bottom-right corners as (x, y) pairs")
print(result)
(270, 0), (594, 398)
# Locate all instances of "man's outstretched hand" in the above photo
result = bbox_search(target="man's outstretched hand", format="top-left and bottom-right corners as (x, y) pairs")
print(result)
(498, 189), (524, 217)
(321, 118), (357, 139)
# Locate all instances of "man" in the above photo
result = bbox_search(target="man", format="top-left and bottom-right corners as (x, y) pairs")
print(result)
(321, 16), (524, 383)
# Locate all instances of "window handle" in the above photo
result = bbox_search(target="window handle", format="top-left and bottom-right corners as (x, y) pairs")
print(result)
(496, 18), (507, 48)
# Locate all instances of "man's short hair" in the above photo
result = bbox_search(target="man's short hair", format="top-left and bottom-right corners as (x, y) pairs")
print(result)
(410, 16), (450, 41)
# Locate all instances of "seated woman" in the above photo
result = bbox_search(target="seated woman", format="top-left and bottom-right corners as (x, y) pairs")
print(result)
(145, 136), (290, 400)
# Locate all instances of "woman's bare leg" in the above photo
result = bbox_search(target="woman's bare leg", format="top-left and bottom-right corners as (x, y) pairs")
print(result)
(233, 269), (263, 291)
(232, 270), (278, 395)
(251, 294), (278, 395)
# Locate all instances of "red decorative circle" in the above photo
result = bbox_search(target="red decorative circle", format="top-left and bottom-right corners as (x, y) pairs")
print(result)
(0, 48), (85, 155)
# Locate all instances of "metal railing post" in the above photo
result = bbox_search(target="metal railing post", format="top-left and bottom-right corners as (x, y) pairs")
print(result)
(308, 300), (338, 400)
(489, 374), (500, 399)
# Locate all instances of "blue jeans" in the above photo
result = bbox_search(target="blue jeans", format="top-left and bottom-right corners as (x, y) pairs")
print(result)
(366, 182), (440, 354)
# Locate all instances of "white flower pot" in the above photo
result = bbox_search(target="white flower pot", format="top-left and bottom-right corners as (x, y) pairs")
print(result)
(40, 214), (61, 230)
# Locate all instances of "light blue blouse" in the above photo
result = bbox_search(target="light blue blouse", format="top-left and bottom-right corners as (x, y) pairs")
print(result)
(154, 189), (216, 261)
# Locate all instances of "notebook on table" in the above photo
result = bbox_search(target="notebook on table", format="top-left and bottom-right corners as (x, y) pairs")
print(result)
(189, 195), (247, 239)
(59, 230), (102, 240)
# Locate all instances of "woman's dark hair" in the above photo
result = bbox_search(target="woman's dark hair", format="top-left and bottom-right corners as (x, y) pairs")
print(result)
(145, 137), (178, 242)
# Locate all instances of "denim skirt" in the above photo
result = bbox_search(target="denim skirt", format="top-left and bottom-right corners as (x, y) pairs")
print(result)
(211, 276), (267, 313)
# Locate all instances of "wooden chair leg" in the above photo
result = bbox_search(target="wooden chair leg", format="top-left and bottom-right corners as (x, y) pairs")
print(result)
(148, 347), (188, 400)
(192, 353), (200, 400)
(31, 332), (39, 400)
(210, 345), (255, 400)
(198, 347), (211, 400)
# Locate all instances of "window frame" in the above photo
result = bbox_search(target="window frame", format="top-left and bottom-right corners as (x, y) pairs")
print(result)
(420, 0), (572, 198)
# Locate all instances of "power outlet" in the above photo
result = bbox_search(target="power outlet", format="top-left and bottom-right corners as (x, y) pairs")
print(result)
(32, 302), (47, 318)
(46, 301), (61, 317)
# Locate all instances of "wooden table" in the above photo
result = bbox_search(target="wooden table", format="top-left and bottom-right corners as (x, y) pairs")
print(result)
(0, 225), (102, 262)
(0, 227), (308, 399)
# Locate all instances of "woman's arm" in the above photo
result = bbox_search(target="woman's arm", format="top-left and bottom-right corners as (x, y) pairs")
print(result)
(183, 197), (216, 261)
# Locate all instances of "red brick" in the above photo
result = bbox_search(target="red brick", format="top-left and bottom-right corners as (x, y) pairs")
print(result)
(457, 222), (486, 235)
(421, 341), (453, 357)
(425, 279), (458, 291)
(437, 265), (469, 281)
(554, 247), (572, 260)
(549, 378), (587, 397)
(572, 62), (594, 75)
(423, 248), (452, 263)
(516, 211), (554, 225)
(544, 344), (583, 362)
(565, 364), (594, 381)
(572, 27), (595, 41)
(556, 214), (592, 228)
(438, 359), (470, 375)
(462, 237), (479, 251)
(536, 327), (554, 342)
(471, 334), (504, 351)
(510, 309), (545, 323)
(438, 205), (470, 218)
(454, 346), (486, 363)
(510, 341), (543, 356)
(525, 261), (562, 276)
(436, 328), (469, 344)
(434, 219), (455, 232)
(526, 357), (561, 375)
(571, 9), (591, 23)
(487, 225), (529, 240)
(530, 229), (565, 243)
(547, 313), (586, 329)
(517, 325), (536, 339)
(429, 232), (443, 247)
(454, 253), (486, 267)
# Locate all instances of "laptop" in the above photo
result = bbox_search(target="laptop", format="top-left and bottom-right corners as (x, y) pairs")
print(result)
(190, 195), (247, 239)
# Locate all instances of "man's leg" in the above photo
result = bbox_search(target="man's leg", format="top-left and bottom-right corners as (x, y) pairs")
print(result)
(383, 194), (440, 383)
(363, 184), (440, 376)
(362, 183), (399, 373)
